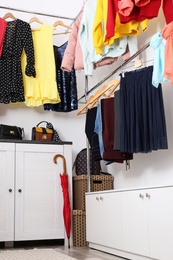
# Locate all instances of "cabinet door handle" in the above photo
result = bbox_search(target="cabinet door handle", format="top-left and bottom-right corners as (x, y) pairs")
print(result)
(96, 197), (99, 201)
(139, 193), (144, 199)
(100, 196), (103, 201)
(146, 193), (150, 199)
(18, 189), (22, 193)
(9, 189), (12, 192)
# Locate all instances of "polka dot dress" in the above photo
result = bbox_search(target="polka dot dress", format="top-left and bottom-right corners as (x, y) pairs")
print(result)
(0, 19), (36, 104)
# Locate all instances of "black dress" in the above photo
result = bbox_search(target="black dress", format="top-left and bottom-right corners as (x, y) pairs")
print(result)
(44, 42), (78, 112)
(0, 19), (36, 104)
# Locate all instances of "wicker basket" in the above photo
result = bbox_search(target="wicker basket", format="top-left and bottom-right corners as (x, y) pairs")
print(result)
(73, 210), (87, 247)
(90, 174), (114, 192)
(73, 174), (114, 210)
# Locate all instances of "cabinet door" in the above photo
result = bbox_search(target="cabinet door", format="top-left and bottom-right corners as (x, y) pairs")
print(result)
(0, 143), (15, 241)
(15, 143), (64, 241)
(86, 192), (122, 250)
(121, 189), (149, 257)
(147, 187), (173, 260)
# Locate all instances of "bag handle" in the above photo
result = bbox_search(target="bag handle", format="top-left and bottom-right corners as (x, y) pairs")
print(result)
(36, 121), (55, 131)
(36, 121), (49, 127)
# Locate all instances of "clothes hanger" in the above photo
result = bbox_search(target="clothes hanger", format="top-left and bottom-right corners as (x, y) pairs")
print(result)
(53, 20), (72, 30)
(3, 12), (17, 27)
(102, 79), (120, 98)
(89, 80), (120, 108)
(77, 95), (95, 115)
(77, 80), (120, 115)
(28, 17), (43, 25)
(3, 12), (17, 20)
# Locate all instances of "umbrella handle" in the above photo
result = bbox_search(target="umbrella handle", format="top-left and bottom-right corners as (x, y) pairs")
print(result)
(53, 154), (67, 174)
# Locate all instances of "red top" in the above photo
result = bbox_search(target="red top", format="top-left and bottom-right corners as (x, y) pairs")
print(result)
(0, 18), (7, 57)
(162, 0), (173, 24)
(117, 0), (161, 23)
(105, 0), (161, 40)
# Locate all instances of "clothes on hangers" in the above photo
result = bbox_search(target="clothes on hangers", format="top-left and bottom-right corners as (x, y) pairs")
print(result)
(21, 23), (60, 107)
(93, 0), (149, 54)
(0, 19), (36, 104)
(61, 0), (140, 75)
(79, 0), (139, 76)
(119, 66), (168, 153)
(44, 42), (78, 112)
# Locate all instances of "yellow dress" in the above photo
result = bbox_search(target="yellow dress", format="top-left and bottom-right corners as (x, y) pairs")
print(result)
(22, 23), (60, 107)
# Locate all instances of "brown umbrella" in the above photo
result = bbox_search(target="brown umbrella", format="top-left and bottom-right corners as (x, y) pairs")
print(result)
(53, 154), (71, 248)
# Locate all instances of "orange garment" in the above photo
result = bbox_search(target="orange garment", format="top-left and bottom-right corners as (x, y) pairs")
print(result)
(162, 21), (173, 84)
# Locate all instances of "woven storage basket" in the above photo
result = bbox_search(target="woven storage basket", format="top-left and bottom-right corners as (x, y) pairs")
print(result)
(90, 174), (114, 192)
(73, 175), (88, 211)
(73, 210), (87, 247)
(73, 174), (114, 210)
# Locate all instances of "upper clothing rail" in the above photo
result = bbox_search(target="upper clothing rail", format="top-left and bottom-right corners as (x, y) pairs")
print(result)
(0, 5), (76, 20)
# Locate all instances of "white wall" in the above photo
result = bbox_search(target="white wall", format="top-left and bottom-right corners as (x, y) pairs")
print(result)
(1, 2), (173, 190)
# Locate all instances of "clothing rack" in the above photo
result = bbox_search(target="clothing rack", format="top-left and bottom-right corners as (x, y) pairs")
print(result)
(78, 42), (150, 102)
(0, 5), (77, 21)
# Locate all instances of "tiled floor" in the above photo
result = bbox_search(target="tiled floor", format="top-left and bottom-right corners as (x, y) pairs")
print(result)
(1, 243), (129, 260)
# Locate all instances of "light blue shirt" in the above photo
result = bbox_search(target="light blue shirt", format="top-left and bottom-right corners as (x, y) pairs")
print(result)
(150, 32), (169, 87)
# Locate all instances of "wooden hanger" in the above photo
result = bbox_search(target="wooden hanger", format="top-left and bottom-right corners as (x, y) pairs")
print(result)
(102, 80), (120, 98)
(53, 20), (72, 30)
(28, 17), (43, 25)
(77, 80), (120, 115)
(3, 12), (17, 20)
(77, 95), (95, 115)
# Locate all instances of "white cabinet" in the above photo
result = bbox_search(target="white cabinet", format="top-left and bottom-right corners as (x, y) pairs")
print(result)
(122, 187), (173, 260)
(0, 143), (15, 241)
(86, 186), (173, 260)
(0, 141), (72, 243)
(86, 192), (122, 250)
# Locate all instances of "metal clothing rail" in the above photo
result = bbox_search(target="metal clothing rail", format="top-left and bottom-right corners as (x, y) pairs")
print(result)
(0, 5), (75, 20)
(78, 42), (150, 101)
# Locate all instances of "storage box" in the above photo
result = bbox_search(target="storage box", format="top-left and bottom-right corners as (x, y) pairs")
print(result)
(90, 174), (114, 192)
(73, 175), (88, 211)
(73, 210), (87, 247)
(73, 174), (114, 210)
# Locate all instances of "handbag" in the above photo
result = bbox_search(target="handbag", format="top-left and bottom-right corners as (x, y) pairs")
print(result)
(73, 148), (101, 175)
(0, 124), (24, 140)
(31, 121), (61, 141)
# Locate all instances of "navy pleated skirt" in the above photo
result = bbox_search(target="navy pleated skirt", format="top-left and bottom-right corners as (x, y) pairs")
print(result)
(120, 66), (168, 153)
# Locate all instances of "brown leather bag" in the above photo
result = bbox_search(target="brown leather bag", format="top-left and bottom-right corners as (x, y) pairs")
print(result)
(31, 121), (53, 141)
